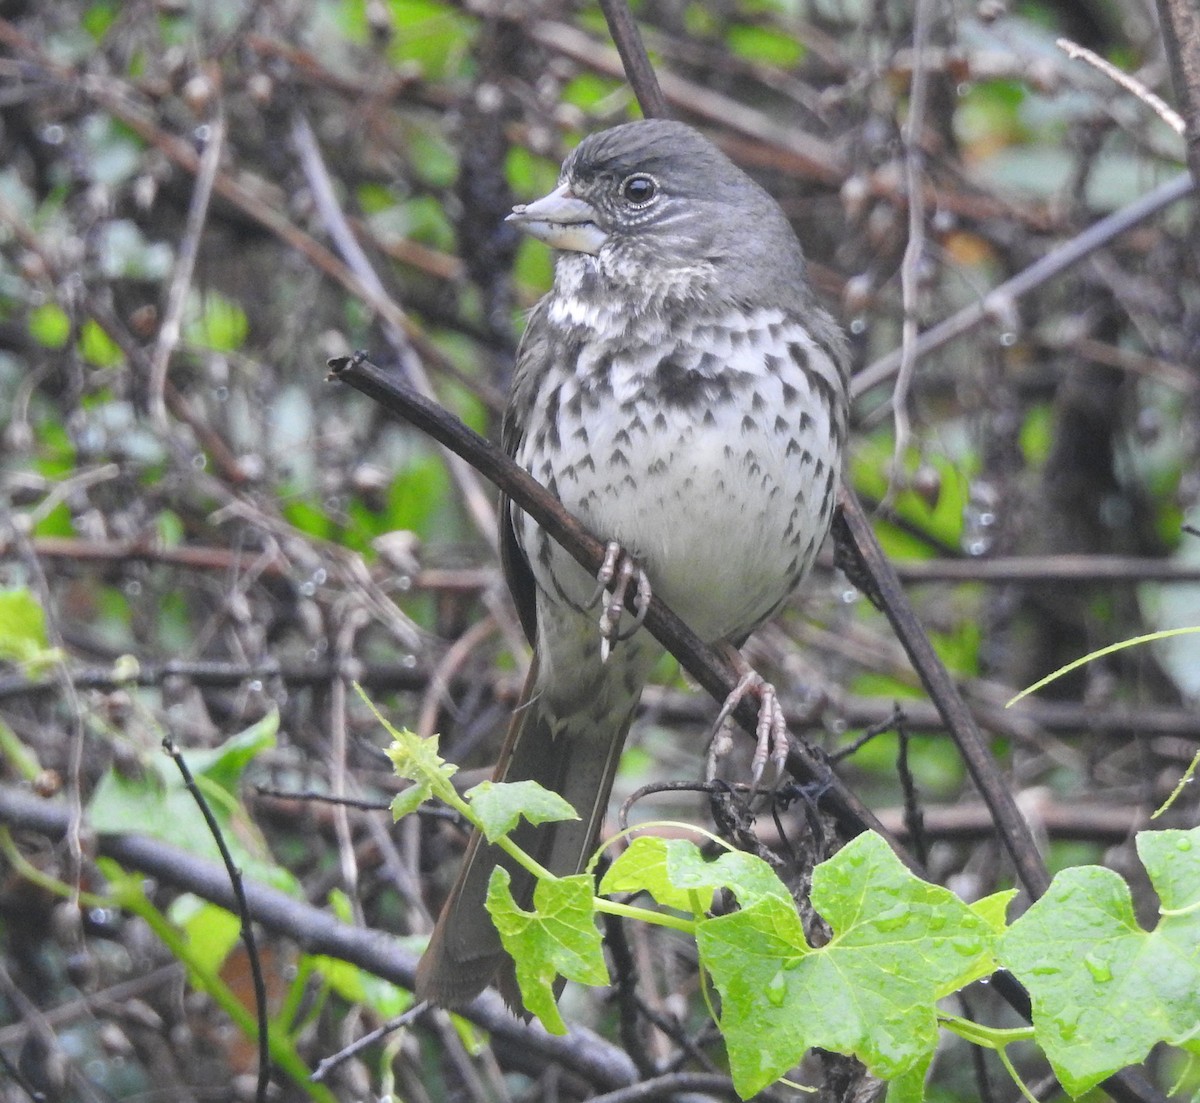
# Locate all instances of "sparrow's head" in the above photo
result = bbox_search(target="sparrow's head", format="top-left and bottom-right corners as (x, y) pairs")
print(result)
(507, 119), (810, 309)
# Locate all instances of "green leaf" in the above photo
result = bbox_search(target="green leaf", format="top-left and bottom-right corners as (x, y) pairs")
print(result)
(311, 891), (411, 1017)
(486, 867), (607, 1032)
(513, 236), (553, 293)
(28, 303), (71, 349)
(505, 145), (561, 199)
(408, 126), (457, 188)
(467, 780), (578, 843)
(884, 1057), (934, 1103)
(391, 781), (432, 820)
(397, 194), (455, 251)
(78, 319), (123, 367)
(727, 24), (804, 67)
(1019, 403), (1055, 467)
(382, 718), (458, 820)
(88, 713), (295, 894)
(850, 435), (971, 551)
(561, 72), (625, 110)
(971, 889), (1019, 934)
(170, 896), (241, 974)
(0, 588), (50, 663)
(385, 0), (476, 79)
(185, 291), (249, 352)
(600, 835), (790, 913)
(82, 0), (118, 40)
(999, 827), (1200, 1096)
(387, 454), (450, 535)
(697, 832), (999, 1097)
(175, 711), (279, 794)
(282, 498), (333, 540)
(0, 717), (42, 781)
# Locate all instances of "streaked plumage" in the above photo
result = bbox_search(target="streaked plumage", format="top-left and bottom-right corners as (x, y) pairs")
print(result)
(417, 119), (848, 1011)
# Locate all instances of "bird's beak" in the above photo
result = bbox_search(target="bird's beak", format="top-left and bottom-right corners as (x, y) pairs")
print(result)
(506, 182), (607, 255)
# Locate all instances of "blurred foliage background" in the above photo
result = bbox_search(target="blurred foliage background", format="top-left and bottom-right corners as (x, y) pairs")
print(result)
(0, 0), (1196, 1098)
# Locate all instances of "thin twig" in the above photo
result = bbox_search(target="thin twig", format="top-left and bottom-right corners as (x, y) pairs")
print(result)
(890, 0), (934, 486)
(587, 1073), (744, 1102)
(289, 112), (499, 553)
(1057, 38), (1186, 135)
(1153, 0), (1200, 184)
(162, 737), (272, 1102)
(0, 964), (53, 1102)
(851, 172), (1196, 408)
(416, 614), (499, 737)
(149, 108), (225, 426)
(330, 607), (369, 922)
(596, 0), (670, 119)
(310, 1002), (429, 1083)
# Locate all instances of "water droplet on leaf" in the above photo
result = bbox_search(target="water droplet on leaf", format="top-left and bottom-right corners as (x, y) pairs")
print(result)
(1084, 953), (1112, 983)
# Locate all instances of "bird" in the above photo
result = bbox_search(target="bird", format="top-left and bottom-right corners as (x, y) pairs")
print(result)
(416, 118), (848, 1011)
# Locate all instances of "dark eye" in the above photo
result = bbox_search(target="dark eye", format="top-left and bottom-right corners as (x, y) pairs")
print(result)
(620, 174), (658, 205)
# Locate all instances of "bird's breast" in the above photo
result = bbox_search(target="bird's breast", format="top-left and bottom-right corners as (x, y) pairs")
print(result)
(516, 306), (844, 643)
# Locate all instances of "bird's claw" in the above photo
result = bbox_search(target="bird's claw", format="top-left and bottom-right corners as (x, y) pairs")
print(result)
(709, 669), (789, 793)
(590, 541), (651, 661)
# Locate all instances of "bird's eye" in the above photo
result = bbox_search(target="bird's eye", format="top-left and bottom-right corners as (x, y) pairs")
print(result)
(620, 174), (658, 206)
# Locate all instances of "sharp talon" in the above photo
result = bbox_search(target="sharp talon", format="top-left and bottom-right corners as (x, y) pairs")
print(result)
(709, 662), (788, 797)
(597, 555), (633, 655)
(770, 697), (789, 777)
(705, 713), (736, 784)
(588, 541), (622, 609)
(593, 543), (649, 658)
(750, 683), (775, 791)
(614, 567), (651, 641)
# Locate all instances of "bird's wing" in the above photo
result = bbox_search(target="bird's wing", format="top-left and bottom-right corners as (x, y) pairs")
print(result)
(499, 296), (556, 645)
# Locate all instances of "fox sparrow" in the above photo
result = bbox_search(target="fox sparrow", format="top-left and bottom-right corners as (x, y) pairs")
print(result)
(417, 118), (849, 1010)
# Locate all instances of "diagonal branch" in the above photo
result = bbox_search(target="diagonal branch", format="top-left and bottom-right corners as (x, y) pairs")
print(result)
(834, 491), (1051, 897)
(327, 352), (894, 851)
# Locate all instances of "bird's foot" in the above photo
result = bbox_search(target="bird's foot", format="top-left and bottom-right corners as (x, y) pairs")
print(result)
(708, 657), (788, 793)
(589, 541), (651, 662)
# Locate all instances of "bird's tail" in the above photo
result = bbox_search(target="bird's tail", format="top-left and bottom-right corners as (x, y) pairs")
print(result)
(415, 654), (639, 1012)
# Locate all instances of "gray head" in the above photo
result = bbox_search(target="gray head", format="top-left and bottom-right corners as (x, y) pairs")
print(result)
(507, 119), (813, 310)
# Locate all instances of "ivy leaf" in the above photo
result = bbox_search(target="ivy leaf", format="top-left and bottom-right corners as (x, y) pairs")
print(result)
(600, 835), (790, 912)
(999, 827), (1200, 1096)
(485, 867), (607, 1034)
(467, 780), (578, 843)
(697, 832), (999, 1098)
(971, 888), (1020, 934)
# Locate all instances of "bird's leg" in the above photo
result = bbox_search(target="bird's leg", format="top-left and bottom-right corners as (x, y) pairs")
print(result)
(707, 647), (788, 793)
(589, 540), (652, 662)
